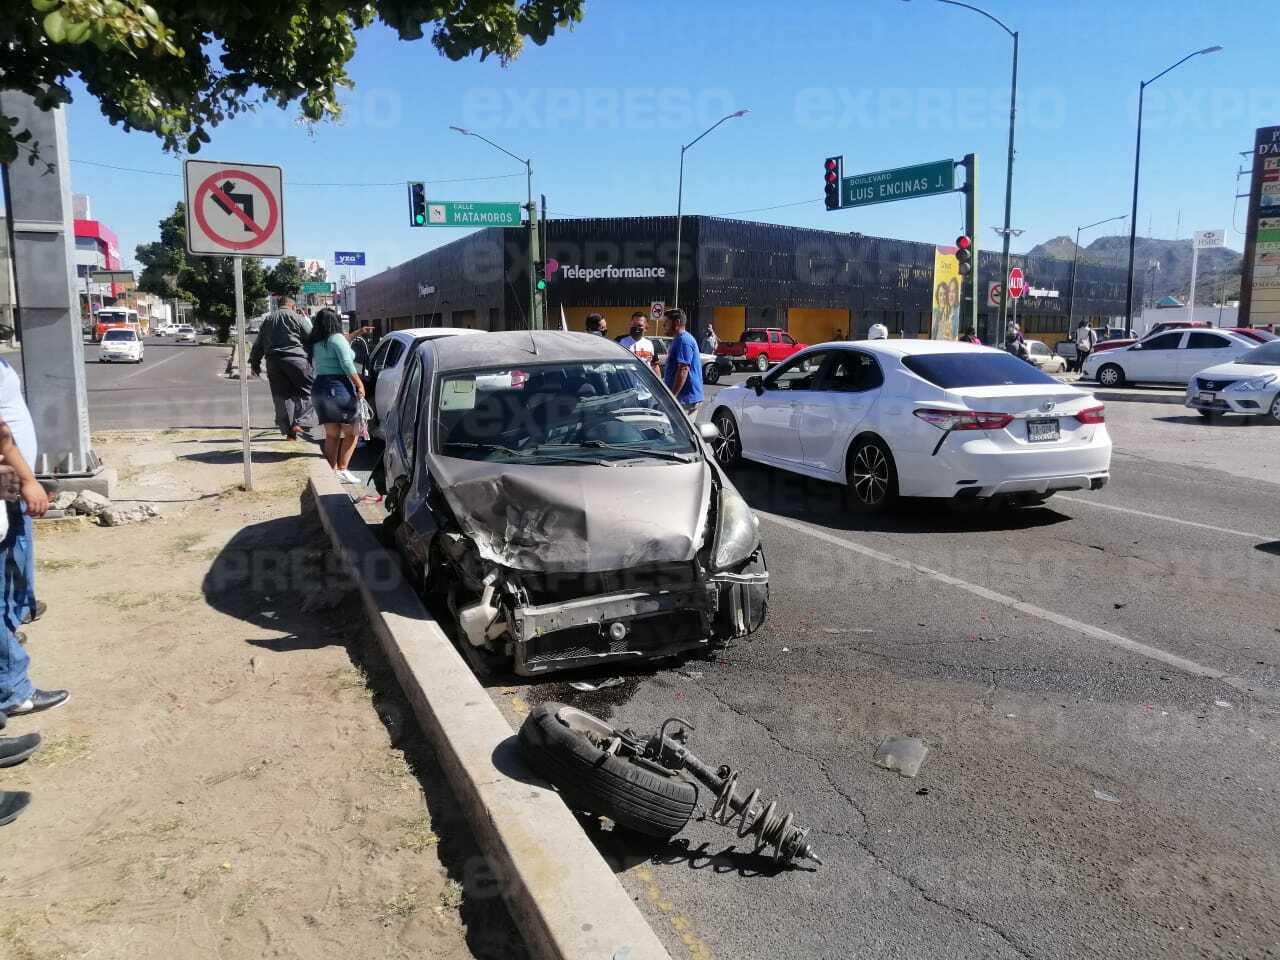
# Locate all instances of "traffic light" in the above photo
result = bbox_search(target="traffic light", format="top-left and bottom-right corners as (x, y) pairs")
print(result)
(954, 235), (973, 276)
(824, 156), (843, 211)
(408, 181), (426, 227)
(534, 261), (548, 291)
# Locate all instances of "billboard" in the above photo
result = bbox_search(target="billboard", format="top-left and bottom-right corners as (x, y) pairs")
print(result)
(334, 251), (366, 266)
(931, 245), (961, 340)
(1240, 126), (1280, 328)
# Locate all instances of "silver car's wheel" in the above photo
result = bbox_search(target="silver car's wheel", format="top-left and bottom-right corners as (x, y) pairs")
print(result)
(846, 439), (897, 511)
(1097, 363), (1124, 387)
(711, 410), (741, 467)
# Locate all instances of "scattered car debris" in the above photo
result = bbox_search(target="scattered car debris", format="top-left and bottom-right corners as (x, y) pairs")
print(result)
(1213, 700), (1233, 709)
(871, 736), (930, 779)
(568, 677), (625, 693)
(99, 504), (160, 527)
(1092, 789), (1122, 804)
(520, 702), (822, 867)
(70, 490), (111, 517)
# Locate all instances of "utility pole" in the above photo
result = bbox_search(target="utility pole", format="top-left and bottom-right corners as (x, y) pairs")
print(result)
(963, 154), (980, 340)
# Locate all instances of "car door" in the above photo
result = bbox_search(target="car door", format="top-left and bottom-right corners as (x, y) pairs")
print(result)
(778, 332), (798, 362)
(1123, 331), (1186, 382)
(373, 338), (411, 423)
(798, 350), (883, 476)
(738, 352), (827, 467)
(382, 351), (424, 489)
(1179, 331), (1246, 381)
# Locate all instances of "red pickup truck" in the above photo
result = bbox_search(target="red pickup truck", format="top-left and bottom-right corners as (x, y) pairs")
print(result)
(717, 327), (809, 372)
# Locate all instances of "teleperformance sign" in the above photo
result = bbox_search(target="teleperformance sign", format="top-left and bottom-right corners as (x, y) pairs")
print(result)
(841, 159), (955, 209)
(1240, 126), (1280, 327)
(559, 264), (667, 283)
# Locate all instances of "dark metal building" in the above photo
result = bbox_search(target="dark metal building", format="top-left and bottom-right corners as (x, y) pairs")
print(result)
(357, 215), (1138, 348)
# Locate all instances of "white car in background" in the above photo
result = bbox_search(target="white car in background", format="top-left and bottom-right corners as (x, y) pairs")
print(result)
(1026, 339), (1067, 374)
(361, 328), (480, 434)
(1082, 328), (1257, 387)
(709, 340), (1111, 510)
(98, 328), (144, 363)
(1185, 339), (1280, 422)
(175, 324), (197, 343)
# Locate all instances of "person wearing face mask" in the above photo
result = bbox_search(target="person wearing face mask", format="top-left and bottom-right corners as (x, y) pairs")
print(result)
(618, 312), (660, 373)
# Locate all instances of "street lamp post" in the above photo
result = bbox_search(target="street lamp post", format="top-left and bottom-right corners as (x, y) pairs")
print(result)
(673, 109), (748, 311)
(1122, 46), (1222, 329)
(449, 126), (543, 329)
(1068, 214), (1127, 330)
(907, 1), (1017, 345)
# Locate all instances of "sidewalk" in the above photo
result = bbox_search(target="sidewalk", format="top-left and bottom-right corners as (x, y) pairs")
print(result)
(1, 429), (524, 960)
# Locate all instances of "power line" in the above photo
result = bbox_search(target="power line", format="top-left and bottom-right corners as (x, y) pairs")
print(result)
(69, 158), (524, 187)
(721, 198), (818, 216)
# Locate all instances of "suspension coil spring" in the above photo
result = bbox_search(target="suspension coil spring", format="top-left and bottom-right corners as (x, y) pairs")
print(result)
(709, 769), (822, 866)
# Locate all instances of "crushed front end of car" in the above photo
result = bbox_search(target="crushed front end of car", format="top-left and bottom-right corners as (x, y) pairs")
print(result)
(397, 459), (768, 676)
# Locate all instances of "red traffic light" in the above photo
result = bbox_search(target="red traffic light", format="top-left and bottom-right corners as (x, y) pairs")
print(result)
(825, 158), (837, 172)
(955, 235), (972, 250)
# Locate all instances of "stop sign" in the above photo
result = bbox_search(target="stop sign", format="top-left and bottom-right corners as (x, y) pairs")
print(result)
(1008, 267), (1026, 300)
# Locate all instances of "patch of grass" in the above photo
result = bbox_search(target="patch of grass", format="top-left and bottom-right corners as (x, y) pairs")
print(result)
(31, 733), (91, 768)
(375, 752), (414, 786)
(331, 665), (368, 695)
(169, 532), (207, 555)
(439, 880), (464, 910)
(92, 592), (161, 611)
(397, 816), (440, 854)
(36, 557), (101, 573)
(378, 888), (420, 923)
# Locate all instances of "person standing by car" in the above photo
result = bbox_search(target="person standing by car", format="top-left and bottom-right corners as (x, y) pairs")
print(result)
(306, 309), (366, 484)
(959, 327), (982, 344)
(585, 313), (608, 337)
(662, 308), (704, 419)
(702, 324), (719, 353)
(620, 312), (660, 374)
(868, 323), (889, 340)
(250, 295), (313, 440)
(1073, 318), (1098, 373)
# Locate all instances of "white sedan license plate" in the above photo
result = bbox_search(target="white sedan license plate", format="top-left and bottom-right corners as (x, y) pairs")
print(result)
(1198, 391), (1216, 403)
(1027, 418), (1060, 443)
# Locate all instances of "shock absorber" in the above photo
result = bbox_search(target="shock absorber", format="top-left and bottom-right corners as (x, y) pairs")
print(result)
(647, 720), (822, 867)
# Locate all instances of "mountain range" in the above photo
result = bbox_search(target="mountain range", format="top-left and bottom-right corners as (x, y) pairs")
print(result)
(1025, 235), (1243, 305)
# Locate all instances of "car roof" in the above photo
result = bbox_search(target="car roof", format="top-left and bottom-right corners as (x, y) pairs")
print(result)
(794, 338), (993, 359)
(426, 330), (634, 373)
(386, 327), (478, 342)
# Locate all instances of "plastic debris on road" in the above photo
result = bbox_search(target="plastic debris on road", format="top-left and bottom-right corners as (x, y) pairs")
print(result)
(871, 736), (929, 778)
(568, 677), (624, 692)
(1092, 789), (1122, 804)
(1214, 700), (1233, 709)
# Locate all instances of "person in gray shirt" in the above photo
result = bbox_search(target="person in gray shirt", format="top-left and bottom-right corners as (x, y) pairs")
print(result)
(249, 297), (314, 439)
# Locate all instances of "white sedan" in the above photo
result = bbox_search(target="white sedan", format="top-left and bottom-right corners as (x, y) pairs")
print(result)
(1185, 339), (1280, 422)
(708, 340), (1111, 510)
(1026, 339), (1067, 374)
(98, 328), (144, 363)
(1082, 328), (1256, 387)
(361, 327), (480, 434)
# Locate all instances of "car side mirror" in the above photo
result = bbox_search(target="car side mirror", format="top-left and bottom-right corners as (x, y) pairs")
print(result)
(698, 422), (720, 443)
(746, 375), (764, 395)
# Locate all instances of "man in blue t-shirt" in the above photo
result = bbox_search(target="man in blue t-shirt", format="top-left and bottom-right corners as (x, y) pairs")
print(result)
(661, 308), (704, 418)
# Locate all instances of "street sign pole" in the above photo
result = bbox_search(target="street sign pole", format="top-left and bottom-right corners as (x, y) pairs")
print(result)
(963, 154), (980, 342)
(233, 258), (252, 491)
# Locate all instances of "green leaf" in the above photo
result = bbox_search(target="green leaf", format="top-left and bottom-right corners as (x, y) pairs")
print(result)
(43, 8), (68, 43)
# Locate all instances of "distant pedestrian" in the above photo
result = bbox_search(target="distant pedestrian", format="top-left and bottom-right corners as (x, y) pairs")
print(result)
(662, 309), (704, 419)
(1005, 322), (1031, 362)
(959, 327), (982, 344)
(585, 313), (608, 337)
(868, 323), (889, 340)
(306, 309), (367, 484)
(619, 312), (660, 373)
(1073, 318), (1097, 373)
(250, 296), (314, 440)
(702, 325), (719, 353)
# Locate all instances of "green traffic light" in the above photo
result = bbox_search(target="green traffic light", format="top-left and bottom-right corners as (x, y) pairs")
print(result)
(414, 214), (425, 225)
(536, 279), (547, 290)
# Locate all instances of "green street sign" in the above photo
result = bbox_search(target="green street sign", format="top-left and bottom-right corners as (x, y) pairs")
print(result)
(423, 201), (522, 227)
(301, 281), (334, 294)
(841, 159), (956, 209)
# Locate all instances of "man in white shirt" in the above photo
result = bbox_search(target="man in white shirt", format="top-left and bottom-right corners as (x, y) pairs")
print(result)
(618, 312), (660, 374)
(1073, 319), (1098, 373)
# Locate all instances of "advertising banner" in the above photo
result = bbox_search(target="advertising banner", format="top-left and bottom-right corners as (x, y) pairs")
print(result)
(931, 245), (961, 340)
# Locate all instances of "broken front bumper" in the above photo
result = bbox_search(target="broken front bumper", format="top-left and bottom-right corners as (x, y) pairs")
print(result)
(510, 550), (769, 676)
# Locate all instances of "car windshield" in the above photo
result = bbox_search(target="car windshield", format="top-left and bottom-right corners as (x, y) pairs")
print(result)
(1237, 341), (1280, 366)
(102, 330), (136, 341)
(434, 359), (698, 465)
(903, 352), (1060, 388)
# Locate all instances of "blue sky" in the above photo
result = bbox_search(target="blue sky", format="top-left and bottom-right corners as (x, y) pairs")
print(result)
(62, 0), (1273, 277)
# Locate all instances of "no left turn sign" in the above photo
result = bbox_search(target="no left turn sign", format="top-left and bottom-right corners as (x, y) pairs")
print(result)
(184, 159), (285, 257)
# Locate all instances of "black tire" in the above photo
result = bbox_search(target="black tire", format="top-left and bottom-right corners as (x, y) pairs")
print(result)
(703, 362), (720, 385)
(1197, 408), (1217, 420)
(711, 408), (741, 467)
(845, 437), (898, 512)
(1097, 363), (1125, 388)
(519, 702), (696, 839)
(1268, 394), (1280, 424)
(755, 353), (770, 373)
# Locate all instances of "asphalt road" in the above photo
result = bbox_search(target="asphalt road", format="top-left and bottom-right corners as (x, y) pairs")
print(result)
(490, 381), (1280, 960)
(9, 336), (278, 433)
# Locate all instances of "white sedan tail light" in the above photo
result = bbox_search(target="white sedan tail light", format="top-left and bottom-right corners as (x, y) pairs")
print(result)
(1074, 405), (1106, 424)
(913, 408), (1014, 431)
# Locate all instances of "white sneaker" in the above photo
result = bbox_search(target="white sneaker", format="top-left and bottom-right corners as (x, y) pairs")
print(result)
(335, 469), (359, 484)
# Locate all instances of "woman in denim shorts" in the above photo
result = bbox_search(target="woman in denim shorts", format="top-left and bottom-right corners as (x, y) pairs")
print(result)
(305, 309), (366, 484)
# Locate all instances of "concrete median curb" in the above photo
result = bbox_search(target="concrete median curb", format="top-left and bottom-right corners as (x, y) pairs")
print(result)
(1093, 389), (1184, 406)
(305, 464), (673, 960)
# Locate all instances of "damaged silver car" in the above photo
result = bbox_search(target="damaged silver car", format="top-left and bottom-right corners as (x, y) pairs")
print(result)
(377, 331), (769, 675)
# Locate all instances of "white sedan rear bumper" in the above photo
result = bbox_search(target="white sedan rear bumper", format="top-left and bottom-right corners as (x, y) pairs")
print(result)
(901, 430), (1112, 499)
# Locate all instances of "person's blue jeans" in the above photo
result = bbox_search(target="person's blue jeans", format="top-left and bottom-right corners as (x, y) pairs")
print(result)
(0, 502), (34, 711)
(6, 505), (34, 627)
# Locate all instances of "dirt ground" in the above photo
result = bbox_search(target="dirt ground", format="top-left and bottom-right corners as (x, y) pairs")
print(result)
(0, 428), (526, 960)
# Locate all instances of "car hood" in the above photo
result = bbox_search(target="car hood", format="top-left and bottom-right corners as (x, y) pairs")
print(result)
(1191, 360), (1280, 380)
(426, 455), (712, 573)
